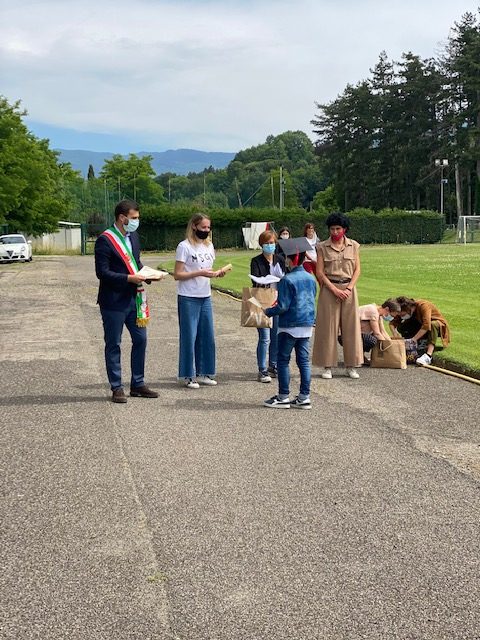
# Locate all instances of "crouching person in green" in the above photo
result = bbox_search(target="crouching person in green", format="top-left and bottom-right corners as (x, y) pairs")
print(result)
(263, 238), (317, 410)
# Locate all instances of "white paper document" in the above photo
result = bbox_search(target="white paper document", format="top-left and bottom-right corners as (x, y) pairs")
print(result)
(250, 274), (281, 285)
(138, 266), (168, 280)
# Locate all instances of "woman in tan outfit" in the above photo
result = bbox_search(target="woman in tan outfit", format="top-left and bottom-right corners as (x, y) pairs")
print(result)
(312, 213), (363, 378)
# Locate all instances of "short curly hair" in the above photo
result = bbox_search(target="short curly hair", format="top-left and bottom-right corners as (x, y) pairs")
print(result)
(325, 212), (350, 231)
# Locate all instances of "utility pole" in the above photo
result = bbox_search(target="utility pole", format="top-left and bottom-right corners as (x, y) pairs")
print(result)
(203, 171), (206, 206)
(235, 178), (243, 207)
(279, 166), (285, 210)
(104, 179), (108, 225)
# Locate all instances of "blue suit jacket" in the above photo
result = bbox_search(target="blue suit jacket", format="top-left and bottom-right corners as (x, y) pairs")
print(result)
(95, 231), (144, 310)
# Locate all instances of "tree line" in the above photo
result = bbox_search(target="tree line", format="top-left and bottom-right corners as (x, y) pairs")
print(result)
(312, 10), (480, 221)
(1, 8), (478, 235)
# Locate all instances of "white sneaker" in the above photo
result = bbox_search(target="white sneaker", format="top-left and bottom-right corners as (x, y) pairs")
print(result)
(184, 378), (200, 389)
(416, 353), (432, 366)
(197, 375), (218, 386)
(346, 368), (360, 379)
(258, 370), (272, 383)
(263, 395), (290, 409)
(321, 369), (332, 379)
(291, 396), (312, 410)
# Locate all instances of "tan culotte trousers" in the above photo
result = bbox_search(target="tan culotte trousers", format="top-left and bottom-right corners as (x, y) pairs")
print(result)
(312, 284), (363, 368)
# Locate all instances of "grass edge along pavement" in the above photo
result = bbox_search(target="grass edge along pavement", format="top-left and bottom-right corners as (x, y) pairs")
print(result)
(160, 244), (480, 378)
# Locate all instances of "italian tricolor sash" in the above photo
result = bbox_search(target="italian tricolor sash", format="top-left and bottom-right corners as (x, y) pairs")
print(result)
(102, 226), (150, 327)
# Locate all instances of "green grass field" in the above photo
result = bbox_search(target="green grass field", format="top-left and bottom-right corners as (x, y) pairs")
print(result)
(162, 244), (480, 373)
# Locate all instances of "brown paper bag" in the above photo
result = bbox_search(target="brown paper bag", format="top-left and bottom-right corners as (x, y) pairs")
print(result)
(241, 287), (277, 328)
(371, 338), (407, 369)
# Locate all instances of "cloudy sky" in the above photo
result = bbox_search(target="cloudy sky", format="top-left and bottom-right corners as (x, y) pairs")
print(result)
(1, 0), (478, 153)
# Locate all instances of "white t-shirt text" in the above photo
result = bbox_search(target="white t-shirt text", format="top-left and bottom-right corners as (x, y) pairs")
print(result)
(175, 239), (215, 298)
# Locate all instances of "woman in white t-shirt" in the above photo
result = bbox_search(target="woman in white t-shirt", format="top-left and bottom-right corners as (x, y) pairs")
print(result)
(174, 214), (225, 388)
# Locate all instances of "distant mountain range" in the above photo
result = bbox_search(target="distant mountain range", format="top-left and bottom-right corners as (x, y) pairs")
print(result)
(57, 148), (236, 177)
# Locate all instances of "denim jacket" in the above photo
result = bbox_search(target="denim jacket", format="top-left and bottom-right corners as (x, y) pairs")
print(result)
(265, 266), (316, 327)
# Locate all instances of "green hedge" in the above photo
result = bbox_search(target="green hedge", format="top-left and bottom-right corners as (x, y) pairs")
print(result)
(139, 204), (309, 250)
(137, 204), (445, 250)
(324, 208), (445, 245)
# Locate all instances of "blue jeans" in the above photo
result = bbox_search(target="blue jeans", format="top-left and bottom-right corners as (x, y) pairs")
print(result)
(277, 332), (311, 401)
(256, 315), (279, 371)
(178, 295), (216, 379)
(100, 299), (147, 390)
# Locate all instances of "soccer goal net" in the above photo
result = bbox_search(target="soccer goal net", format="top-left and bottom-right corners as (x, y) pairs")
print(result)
(457, 216), (480, 244)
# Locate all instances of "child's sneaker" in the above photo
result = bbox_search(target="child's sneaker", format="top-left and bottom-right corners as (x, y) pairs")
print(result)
(416, 353), (432, 366)
(346, 368), (360, 379)
(184, 378), (200, 389)
(258, 370), (272, 383)
(198, 375), (217, 386)
(321, 368), (332, 379)
(291, 396), (312, 410)
(263, 395), (290, 409)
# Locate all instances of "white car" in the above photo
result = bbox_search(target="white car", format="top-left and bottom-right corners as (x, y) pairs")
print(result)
(0, 234), (33, 263)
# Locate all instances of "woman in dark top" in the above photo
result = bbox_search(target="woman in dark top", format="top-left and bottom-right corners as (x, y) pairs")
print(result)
(275, 226), (291, 259)
(250, 230), (285, 382)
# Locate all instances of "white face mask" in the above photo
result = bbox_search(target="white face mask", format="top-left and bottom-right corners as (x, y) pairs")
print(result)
(123, 218), (139, 233)
(280, 233), (289, 239)
(401, 313), (411, 321)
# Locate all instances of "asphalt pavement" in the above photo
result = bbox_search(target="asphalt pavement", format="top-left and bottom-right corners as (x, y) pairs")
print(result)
(1, 255), (479, 640)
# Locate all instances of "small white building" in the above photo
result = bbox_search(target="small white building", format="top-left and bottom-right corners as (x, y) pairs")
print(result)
(30, 221), (82, 252)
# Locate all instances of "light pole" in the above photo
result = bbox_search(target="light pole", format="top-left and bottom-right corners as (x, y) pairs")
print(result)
(435, 159), (448, 216)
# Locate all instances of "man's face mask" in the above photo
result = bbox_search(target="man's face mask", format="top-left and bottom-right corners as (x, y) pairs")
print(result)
(123, 217), (139, 233)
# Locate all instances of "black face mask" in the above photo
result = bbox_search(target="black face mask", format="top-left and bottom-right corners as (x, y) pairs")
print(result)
(195, 229), (209, 240)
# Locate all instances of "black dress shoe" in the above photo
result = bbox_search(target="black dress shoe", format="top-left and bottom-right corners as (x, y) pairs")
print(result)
(130, 385), (158, 398)
(112, 388), (127, 403)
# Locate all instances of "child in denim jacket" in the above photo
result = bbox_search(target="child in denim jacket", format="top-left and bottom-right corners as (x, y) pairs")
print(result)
(263, 237), (316, 409)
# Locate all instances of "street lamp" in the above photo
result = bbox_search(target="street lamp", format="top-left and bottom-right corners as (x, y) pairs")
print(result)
(435, 159), (449, 216)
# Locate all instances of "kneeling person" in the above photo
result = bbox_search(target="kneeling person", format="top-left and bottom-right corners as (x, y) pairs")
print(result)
(263, 238), (317, 410)
(394, 297), (451, 366)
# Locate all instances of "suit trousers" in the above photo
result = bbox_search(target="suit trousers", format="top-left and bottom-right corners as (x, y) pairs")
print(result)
(312, 284), (363, 368)
(100, 299), (147, 390)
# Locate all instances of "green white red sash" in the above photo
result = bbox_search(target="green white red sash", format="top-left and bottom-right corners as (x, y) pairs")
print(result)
(102, 226), (150, 327)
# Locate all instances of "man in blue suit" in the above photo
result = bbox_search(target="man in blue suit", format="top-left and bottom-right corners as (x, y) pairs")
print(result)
(95, 199), (158, 403)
